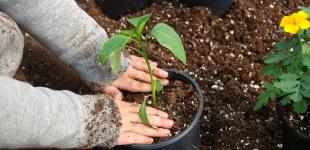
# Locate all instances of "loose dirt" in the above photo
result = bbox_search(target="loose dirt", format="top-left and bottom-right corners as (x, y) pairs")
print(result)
(15, 0), (310, 149)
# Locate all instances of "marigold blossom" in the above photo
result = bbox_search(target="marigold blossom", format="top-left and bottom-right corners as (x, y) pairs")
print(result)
(279, 10), (310, 34)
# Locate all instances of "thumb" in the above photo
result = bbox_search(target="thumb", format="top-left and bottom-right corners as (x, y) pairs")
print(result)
(103, 86), (123, 101)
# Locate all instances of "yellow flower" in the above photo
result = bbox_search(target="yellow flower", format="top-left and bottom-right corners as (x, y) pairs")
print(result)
(279, 10), (310, 34)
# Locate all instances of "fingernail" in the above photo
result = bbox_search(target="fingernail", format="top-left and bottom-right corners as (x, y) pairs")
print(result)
(162, 71), (169, 77)
(163, 79), (169, 85)
(149, 138), (154, 143)
(168, 120), (174, 127)
(163, 113), (169, 118)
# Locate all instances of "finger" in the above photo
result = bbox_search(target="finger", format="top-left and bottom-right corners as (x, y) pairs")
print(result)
(129, 113), (174, 128)
(151, 67), (169, 79)
(129, 103), (169, 118)
(128, 67), (169, 85)
(127, 122), (170, 137)
(131, 59), (158, 72)
(128, 67), (153, 83)
(128, 67), (168, 85)
(103, 86), (123, 100)
(116, 131), (153, 145)
(121, 78), (152, 92)
(131, 55), (158, 66)
(130, 56), (168, 79)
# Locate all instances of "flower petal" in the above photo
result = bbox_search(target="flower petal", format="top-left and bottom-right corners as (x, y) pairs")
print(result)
(280, 16), (292, 28)
(284, 24), (299, 34)
(298, 20), (310, 29)
(296, 10), (309, 20)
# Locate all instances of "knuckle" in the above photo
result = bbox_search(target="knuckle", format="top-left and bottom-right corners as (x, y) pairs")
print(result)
(151, 116), (161, 125)
(143, 73), (149, 80)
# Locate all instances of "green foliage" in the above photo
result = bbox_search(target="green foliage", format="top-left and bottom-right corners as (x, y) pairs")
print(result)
(303, 56), (310, 67)
(253, 90), (277, 111)
(294, 100), (308, 113)
(302, 44), (310, 56)
(139, 95), (152, 127)
(119, 30), (137, 39)
(150, 23), (187, 64)
(99, 14), (186, 126)
(302, 7), (310, 15)
(127, 14), (151, 39)
(262, 64), (281, 77)
(150, 79), (163, 107)
(99, 34), (130, 65)
(111, 50), (121, 75)
(264, 50), (288, 64)
(254, 8), (310, 113)
(154, 79), (163, 93)
(280, 96), (291, 106)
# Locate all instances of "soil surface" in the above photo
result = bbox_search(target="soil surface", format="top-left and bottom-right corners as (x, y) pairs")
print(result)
(124, 80), (200, 143)
(15, 0), (310, 149)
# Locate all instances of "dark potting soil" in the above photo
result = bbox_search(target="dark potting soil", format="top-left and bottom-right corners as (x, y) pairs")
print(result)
(281, 105), (310, 137)
(15, 0), (310, 149)
(124, 80), (200, 143)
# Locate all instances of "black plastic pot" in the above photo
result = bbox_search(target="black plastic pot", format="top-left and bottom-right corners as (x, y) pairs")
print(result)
(123, 69), (205, 150)
(96, 0), (153, 20)
(181, 0), (234, 17)
(277, 106), (310, 150)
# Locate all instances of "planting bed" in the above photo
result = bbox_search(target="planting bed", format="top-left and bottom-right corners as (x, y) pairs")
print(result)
(15, 0), (309, 149)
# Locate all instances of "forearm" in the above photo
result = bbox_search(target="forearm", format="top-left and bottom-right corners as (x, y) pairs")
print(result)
(0, 0), (130, 90)
(0, 76), (120, 149)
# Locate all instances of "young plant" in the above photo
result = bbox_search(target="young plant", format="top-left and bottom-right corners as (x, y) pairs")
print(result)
(254, 7), (310, 113)
(99, 14), (186, 126)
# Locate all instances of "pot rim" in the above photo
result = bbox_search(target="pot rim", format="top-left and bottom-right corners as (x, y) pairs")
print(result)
(128, 68), (205, 149)
(277, 104), (310, 140)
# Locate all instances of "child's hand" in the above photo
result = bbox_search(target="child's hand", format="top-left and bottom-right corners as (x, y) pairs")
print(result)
(111, 55), (169, 92)
(114, 100), (173, 145)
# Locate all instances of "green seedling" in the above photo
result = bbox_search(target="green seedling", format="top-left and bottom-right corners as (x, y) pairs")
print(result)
(99, 14), (186, 126)
(254, 8), (310, 113)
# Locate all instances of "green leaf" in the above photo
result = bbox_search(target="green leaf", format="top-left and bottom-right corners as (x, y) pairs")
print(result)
(279, 73), (300, 80)
(150, 23), (186, 64)
(288, 56), (304, 73)
(139, 95), (152, 126)
(99, 34), (130, 64)
(301, 7), (310, 15)
(263, 81), (275, 90)
(127, 14), (151, 37)
(276, 29), (284, 33)
(120, 30), (137, 37)
(111, 50), (121, 75)
(264, 50), (288, 64)
(290, 92), (302, 102)
(270, 91), (277, 100)
(262, 65), (281, 77)
(280, 96), (291, 106)
(304, 74), (310, 81)
(154, 79), (163, 93)
(301, 78), (310, 91)
(274, 39), (298, 51)
(273, 80), (299, 93)
(282, 57), (294, 66)
(293, 100), (308, 113)
(303, 56), (310, 67)
(302, 44), (310, 56)
(275, 40), (287, 50)
(300, 89), (310, 98)
(253, 91), (272, 111)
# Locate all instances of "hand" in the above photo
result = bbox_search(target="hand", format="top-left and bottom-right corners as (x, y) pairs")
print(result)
(111, 55), (169, 93)
(115, 100), (174, 145)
